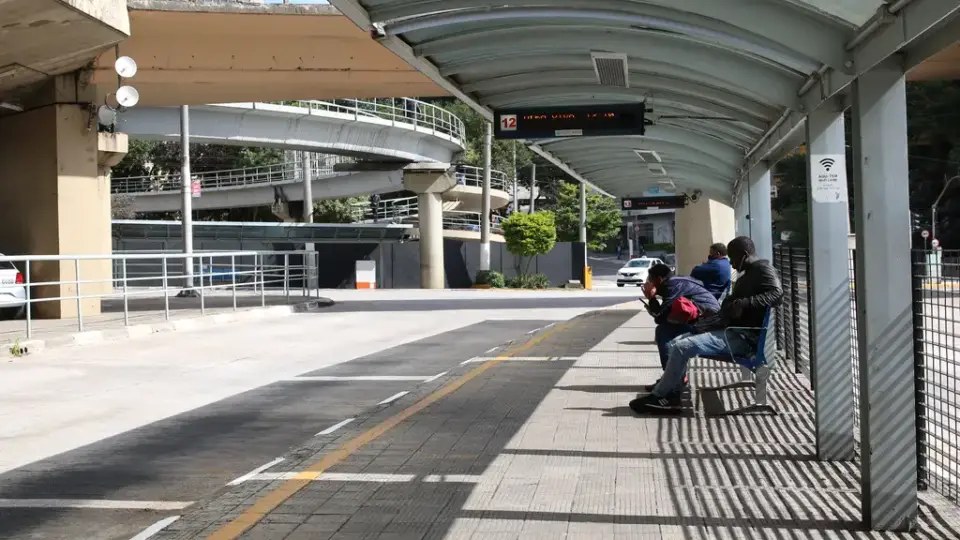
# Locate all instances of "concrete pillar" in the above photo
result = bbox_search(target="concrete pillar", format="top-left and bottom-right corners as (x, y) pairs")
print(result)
(403, 164), (456, 289)
(806, 105), (856, 462)
(748, 163), (774, 261)
(480, 122), (492, 271)
(0, 75), (124, 318)
(851, 58), (918, 532)
(302, 152), (316, 291)
(734, 187), (750, 237)
(674, 198), (735, 275)
(180, 105), (195, 291)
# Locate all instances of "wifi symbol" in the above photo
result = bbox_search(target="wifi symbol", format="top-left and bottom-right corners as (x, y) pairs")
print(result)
(820, 158), (836, 171)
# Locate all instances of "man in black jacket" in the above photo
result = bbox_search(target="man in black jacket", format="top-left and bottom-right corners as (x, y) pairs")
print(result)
(631, 236), (783, 411)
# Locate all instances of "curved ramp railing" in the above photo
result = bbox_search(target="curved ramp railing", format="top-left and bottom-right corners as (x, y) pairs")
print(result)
(111, 155), (353, 195)
(275, 98), (466, 147)
(353, 197), (504, 234)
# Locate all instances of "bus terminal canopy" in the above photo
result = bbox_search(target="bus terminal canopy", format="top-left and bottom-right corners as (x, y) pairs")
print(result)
(330, 0), (960, 204)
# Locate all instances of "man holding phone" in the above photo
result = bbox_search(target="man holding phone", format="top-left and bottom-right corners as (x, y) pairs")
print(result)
(640, 264), (720, 395)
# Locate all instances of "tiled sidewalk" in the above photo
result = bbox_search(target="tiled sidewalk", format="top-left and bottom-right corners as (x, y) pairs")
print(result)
(158, 307), (960, 540)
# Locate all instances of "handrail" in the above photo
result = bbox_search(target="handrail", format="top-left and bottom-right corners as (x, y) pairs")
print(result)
(454, 165), (509, 191)
(111, 155), (353, 195)
(274, 98), (466, 146)
(0, 250), (322, 342)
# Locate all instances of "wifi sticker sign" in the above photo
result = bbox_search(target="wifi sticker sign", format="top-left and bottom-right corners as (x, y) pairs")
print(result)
(812, 154), (847, 204)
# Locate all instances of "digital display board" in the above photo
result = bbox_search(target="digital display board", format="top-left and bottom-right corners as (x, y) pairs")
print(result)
(494, 104), (646, 140)
(621, 196), (687, 210)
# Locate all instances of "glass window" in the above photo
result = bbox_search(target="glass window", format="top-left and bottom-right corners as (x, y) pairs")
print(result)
(627, 259), (651, 268)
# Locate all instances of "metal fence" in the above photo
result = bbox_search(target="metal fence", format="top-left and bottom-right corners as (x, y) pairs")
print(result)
(775, 245), (960, 503)
(0, 250), (319, 340)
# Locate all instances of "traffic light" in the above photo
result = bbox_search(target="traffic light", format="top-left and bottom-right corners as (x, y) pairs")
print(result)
(911, 210), (921, 231)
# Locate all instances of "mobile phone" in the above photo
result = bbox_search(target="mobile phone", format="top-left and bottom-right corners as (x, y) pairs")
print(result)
(637, 297), (649, 307)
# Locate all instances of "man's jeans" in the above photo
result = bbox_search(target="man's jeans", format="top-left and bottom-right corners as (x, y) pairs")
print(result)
(652, 329), (754, 398)
(654, 323), (694, 369)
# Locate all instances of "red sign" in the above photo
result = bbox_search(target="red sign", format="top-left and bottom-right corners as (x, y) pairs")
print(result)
(921, 229), (930, 239)
(932, 238), (940, 248)
(191, 180), (201, 198)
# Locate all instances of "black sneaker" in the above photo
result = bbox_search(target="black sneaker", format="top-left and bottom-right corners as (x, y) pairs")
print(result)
(629, 393), (682, 413)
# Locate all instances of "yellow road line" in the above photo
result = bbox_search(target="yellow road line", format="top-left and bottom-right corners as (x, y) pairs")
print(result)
(206, 319), (577, 540)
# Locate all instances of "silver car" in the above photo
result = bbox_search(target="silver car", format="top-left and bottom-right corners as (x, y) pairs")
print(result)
(0, 256), (26, 319)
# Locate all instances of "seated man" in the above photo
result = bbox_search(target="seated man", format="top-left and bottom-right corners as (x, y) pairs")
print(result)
(690, 243), (732, 300)
(631, 236), (783, 411)
(641, 264), (720, 393)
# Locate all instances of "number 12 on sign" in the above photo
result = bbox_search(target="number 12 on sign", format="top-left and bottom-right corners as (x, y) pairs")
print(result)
(500, 114), (517, 131)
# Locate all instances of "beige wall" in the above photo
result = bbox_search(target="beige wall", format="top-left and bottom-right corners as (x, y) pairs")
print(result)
(0, 103), (117, 318)
(674, 198), (736, 276)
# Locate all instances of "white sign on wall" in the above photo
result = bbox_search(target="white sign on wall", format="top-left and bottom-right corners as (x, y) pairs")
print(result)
(811, 154), (848, 203)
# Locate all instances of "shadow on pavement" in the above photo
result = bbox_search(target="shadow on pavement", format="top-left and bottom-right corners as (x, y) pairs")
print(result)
(318, 296), (631, 313)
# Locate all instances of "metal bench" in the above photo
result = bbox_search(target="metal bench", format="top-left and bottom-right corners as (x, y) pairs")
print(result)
(698, 308), (777, 416)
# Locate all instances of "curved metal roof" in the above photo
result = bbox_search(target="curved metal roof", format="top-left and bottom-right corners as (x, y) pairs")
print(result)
(330, 0), (960, 204)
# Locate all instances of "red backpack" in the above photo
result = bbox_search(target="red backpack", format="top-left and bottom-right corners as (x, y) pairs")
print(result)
(667, 296), (700, 324)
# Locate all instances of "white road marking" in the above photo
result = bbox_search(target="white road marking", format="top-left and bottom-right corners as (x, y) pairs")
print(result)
(378, 391), (409, 405)
(0, 499), (192, 510)
(284, 376), (433, 382)
(227, 457), (285, 486)
(129, 516), (181, 540)
(239, 472), (483, 484)
(485, 346), (499, 353)
(317, 417), (355, 436)
(423, 371), (448, 383)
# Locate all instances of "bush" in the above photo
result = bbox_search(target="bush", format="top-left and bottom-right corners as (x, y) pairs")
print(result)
(643, 242), (676, 253)
(502, 211), (556, 277)
(507, 273), (551, 289)
(475, 270), (505, 288)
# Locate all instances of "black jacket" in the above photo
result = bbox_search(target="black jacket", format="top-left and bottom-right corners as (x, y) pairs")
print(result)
(647, 276), (720, 325)
(696, 256), (783, 336)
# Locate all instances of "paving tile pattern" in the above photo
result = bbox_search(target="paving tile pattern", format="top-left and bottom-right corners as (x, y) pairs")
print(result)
(159, 310), (960, 540)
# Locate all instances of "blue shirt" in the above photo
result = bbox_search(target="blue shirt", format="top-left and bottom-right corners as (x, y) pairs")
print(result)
(691, 257), (732, 299)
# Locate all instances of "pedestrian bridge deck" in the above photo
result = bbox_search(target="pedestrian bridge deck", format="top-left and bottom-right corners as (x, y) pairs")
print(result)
(156, 306), (960, 540)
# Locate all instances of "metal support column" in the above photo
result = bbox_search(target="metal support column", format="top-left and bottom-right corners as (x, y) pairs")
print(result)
(748, 162), (773, 261)
(852, 57), (918, 532)
(806, 105), (855, 461)
(579, 181), (588, 270)
(529, 162), (536, 213)
(512, 141), (519, 213)
(302, 152), (316, 291)
(179, 105), (195, 294)
(480, 121), (492, 271)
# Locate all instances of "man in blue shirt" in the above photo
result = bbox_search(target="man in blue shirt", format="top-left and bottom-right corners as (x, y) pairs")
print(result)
(690, 243), (732, 299)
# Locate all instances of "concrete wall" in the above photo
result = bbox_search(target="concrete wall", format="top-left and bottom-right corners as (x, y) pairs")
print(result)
(0, 105), (113, 317)
(674, 198), (736, 274)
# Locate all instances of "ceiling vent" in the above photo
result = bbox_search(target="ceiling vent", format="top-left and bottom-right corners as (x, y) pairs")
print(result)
(647, 164), (667, 175)
(591, 52), (629, 88)
(633, 150), (661, 163)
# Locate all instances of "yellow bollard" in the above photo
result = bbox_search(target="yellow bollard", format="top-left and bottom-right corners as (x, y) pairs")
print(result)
(584, 266), (593, 290)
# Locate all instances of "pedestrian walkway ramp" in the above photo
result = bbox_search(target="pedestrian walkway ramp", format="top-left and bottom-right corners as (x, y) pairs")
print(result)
(153, 309), (960, 540)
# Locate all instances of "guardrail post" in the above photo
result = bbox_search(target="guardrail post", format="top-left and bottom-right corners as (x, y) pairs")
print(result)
(199, 256), (206, 315)
(72, 259), (83, 331)
(122, 258), (129, 326)
(231, 254), (237, 311)
(284, 254), (290, 301)
(162, 258), (170, 321)
(911, 248), (929, 490)
(25, 260), (32, 339)
(259, 254), (266, 307)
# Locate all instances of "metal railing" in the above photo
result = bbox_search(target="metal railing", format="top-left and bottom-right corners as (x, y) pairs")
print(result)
(350, 197), (504, 233)
(111, 155), (353, 195)
(776, 245), (960, 504)
(275, 98), (466, 146)
(454, 165), (510, 191)
(443, 211), (505, 235)
(0, 250), (319, 340)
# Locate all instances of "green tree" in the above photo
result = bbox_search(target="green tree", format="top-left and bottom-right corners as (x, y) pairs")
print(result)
(313, 197), (361, 223)
(550, 182), (622, 250)
(502, 211), (556, 276)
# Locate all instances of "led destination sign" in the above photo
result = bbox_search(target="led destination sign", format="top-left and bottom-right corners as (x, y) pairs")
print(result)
(621, 196), (687, 210)
(494, 104), (646, 140)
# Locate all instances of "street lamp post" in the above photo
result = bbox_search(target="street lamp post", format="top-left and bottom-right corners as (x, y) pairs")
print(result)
(931, 175), (959, 245)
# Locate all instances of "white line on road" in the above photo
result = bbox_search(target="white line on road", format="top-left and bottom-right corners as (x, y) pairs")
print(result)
(238, 472), (483, 484)
(423, 371), (448, 383)
(485, 346), (498, 353)
(227, 457), (285, 486)
(0, 499), (193, 510)
(129, 516), (181, 540)
(284, 376), (434, 382)
(317, 417), (355, 436)
(461, 356), (580, 364)
(378, 391), (410, 405)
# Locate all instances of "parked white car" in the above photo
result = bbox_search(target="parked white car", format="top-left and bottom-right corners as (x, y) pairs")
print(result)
(616, 257), (664, 287)
(0, 256), (26, 319)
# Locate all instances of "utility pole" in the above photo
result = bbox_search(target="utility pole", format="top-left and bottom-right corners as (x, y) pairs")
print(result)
(178, 105), (197, 297)
(512, 141), (518, 213)
(529, 162), (536, 213)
